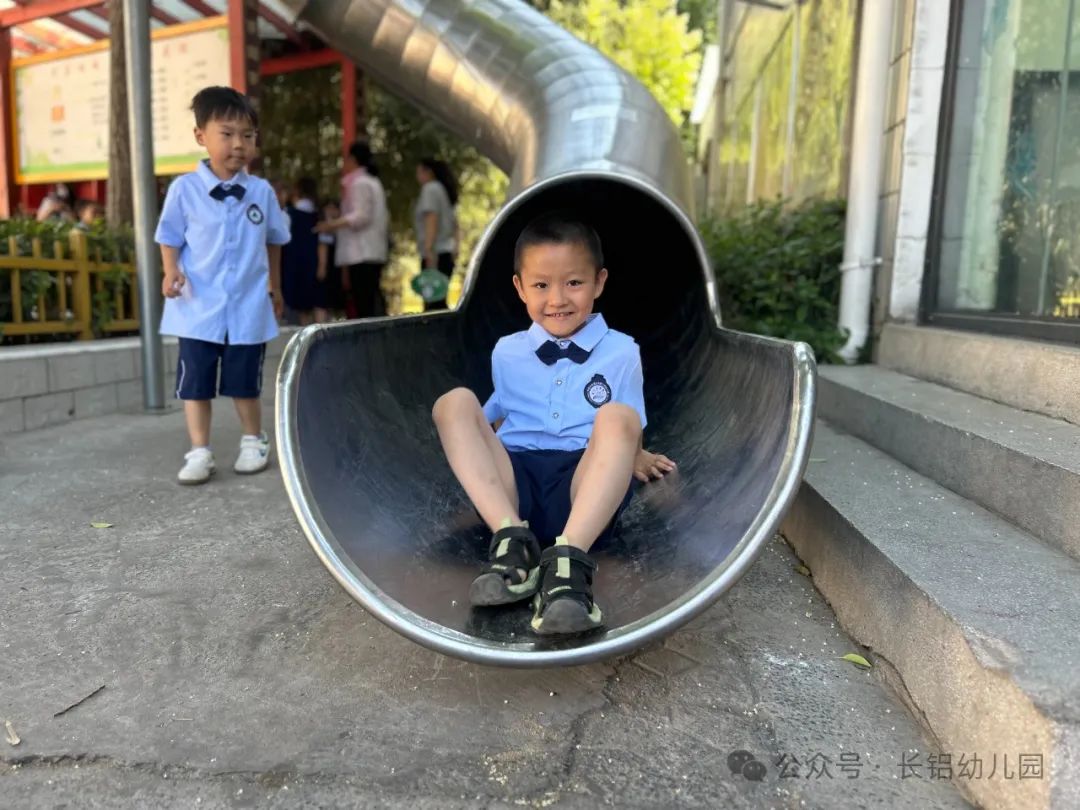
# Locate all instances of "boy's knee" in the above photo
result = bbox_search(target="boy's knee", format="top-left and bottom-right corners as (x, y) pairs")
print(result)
(594, 403), (642, 440)
(432, 387), (479, 423)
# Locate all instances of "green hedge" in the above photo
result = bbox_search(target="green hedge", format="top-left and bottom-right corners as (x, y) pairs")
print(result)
(0, 217), (133, 263)
(699, 199), (848, 363)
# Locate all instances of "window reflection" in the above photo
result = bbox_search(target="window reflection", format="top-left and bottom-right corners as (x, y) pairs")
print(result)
(936, 0), (1080, 323)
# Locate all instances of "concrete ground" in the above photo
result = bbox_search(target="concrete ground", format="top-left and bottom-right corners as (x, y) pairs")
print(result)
(0, 381), (970, 809)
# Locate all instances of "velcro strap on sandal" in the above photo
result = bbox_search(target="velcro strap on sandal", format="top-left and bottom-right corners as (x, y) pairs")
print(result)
(539, 544), (597, 570)
(539, 544), (597, 582)
(484, 525), (541, 584)
(536, 544), (597, 613)
(488, 524), (540, 561)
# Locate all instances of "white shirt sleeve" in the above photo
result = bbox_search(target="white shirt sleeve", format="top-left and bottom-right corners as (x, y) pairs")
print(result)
(343, 179), (374, 230)
(154, 178), (186, 248)
(265, 186), (291, 246)
(417, 182), (441, 214)
(614, 346), (647, 430)
(481, 349), (506, 424)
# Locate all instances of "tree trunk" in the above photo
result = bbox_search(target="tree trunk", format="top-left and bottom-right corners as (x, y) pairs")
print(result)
(107, 1), (133, 227)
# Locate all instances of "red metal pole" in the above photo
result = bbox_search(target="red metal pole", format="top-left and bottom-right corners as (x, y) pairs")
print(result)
(226, 0), (253, 94)
(341, 57), (356, 150)
(0, 28), (16, 219)
(257, 4), (304, 47)
(8, 0), (106, 40)
(178, 0), (219, 16)
(260, 48), (341, 77)
(0, 0), (103, 27)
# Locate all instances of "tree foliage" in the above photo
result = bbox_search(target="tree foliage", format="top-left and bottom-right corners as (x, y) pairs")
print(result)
(259, 66), (346, 201)
(547, 0), (703, 125)
(677, 0), (717, 43)
(364, 87), (507, 266)
(259, 0), (707, 309)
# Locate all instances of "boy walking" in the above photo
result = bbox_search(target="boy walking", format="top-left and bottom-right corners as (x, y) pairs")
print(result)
(432, 214), (675, 636)
(156, 86), (290, 485)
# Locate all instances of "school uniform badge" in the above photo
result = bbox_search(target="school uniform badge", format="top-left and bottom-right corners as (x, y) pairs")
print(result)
(583, 374), (612, 408)
(246, 204), (264, 225)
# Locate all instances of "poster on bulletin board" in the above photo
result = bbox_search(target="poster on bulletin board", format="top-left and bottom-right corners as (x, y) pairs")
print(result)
(12, 16), (230, 184)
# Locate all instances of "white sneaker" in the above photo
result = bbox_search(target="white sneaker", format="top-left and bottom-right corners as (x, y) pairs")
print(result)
(178, 447), (215, 485)
(234, 433), (270, 474)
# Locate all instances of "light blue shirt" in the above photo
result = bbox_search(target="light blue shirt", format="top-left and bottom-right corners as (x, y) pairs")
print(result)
(482, 313), (647, 452)
(155, 160), (290, 345)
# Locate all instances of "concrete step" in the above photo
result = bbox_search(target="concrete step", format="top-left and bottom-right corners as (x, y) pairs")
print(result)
(878, 323), (1080, 425)
(818, 364), (1080, 561)
(781, 422), (1080, 810)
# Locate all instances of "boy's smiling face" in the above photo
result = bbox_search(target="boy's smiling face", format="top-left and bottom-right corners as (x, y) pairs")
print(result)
(195, 114), (257, 179)
(513, 241), (608, 339)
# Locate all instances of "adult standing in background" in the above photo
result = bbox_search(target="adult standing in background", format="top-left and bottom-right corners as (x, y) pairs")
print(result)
(317, 142), (390, 318)
(36, 183), (73, 222)
(414, 158), (459, 312)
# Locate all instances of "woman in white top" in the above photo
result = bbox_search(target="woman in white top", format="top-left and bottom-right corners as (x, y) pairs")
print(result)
(316, 142), (390, 318)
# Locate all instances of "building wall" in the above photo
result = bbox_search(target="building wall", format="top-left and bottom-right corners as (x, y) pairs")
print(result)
(699, 0), (952, 342)
(874, 0), (950, 334)
(873, 1), (916, 337)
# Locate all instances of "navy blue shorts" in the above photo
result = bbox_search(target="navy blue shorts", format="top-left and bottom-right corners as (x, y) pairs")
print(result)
(509, 449), (635, 548)
(175, 337), (266, 400)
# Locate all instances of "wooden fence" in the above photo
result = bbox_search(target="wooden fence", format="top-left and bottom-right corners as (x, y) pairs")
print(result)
(1055, 280), (1080, 319)
(0, 230), (138, 341)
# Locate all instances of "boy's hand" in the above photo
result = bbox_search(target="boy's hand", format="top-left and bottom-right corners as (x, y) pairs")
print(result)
(162, 269), (186, 298)
(271, 289), (284, 319)
(634, 449), (676, 483)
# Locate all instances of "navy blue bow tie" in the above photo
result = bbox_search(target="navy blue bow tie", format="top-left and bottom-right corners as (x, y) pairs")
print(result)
(536, 340), (590, 365)
(209, 183), (245, 202)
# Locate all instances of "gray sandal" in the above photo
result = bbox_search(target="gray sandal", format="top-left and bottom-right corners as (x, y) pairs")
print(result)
(469, 524), (542, 606)
(530, 542), (604, 635)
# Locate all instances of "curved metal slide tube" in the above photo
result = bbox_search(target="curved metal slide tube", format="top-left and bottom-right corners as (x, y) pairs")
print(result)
(276, 0), (817, 667)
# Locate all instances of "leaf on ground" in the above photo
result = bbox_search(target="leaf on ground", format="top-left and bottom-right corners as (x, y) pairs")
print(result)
(795, 564), (811, 577)
(4, 720), (20, 746)
(840, 653), (872, 669)
(90, 522), (114, 529)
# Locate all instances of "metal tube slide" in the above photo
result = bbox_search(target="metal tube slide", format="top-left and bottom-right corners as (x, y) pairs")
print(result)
(275, 0), (817, 667)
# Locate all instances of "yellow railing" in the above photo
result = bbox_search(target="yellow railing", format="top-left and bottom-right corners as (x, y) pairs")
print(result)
(1055, 280), (1080, 319)
(0, 230), (138, 340)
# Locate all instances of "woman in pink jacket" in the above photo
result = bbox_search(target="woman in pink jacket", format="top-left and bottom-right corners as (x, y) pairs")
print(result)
(316, 142), (390, 318)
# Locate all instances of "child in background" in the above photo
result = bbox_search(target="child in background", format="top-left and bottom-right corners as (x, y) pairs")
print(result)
(73, 199), (100, 231)
(281, 177), (324, 325)
(156, 86), (290, 485)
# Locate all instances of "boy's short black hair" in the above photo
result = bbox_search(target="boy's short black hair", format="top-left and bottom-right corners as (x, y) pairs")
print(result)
(296, 177), (318, 200)
(348, 141), (379, 177)
(514, 213), (603, 275)
(191, 86), (258, 130)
